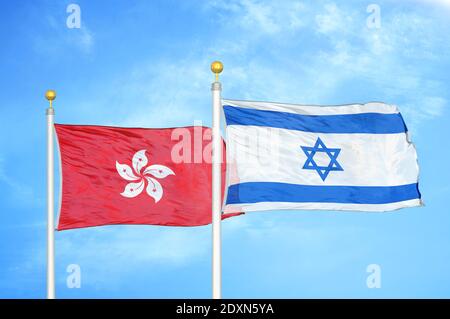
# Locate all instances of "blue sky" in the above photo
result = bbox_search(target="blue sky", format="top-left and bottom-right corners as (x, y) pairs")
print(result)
(1, 0), (450, 298)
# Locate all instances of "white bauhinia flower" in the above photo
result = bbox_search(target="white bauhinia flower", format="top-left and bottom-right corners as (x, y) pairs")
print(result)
(116, 150), (175, 203)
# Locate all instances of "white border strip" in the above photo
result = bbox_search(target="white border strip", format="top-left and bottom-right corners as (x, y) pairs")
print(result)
(224, 198), (423, 213)
(222, 99), (399, 115)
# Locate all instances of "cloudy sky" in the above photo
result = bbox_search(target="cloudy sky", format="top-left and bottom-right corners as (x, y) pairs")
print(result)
(1, 0), (450, 298)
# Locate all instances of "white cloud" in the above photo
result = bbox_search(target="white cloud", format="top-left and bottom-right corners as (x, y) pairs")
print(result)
(213, 3), (443, 106)
(56, 226), (210, 267)
(417, 0), (450, 8)
(0, 156), (39, 207)
(205, 0), (306, 36)
(53, 219), (250, 288)
(75, 27), (94, 53)
(422, 96), (447, 117)
(32, 14), (94, 56)
(401, 96), (447, 130)
(112, 58), (212, 127)
(315, 3), (352, 35)
(58, 1), (448, 136)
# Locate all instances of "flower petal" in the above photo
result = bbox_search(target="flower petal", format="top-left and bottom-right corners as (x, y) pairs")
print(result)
(145, 177), (163, 203)
(143, 165), (175, 179)
(116, 162), (139, 181)
(132, 149), (148, 175)
(120, 180), (145, 198)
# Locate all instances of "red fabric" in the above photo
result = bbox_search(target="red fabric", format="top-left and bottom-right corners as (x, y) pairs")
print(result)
(55, 124), (241, 230)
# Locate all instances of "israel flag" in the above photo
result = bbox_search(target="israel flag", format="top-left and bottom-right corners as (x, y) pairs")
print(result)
(222, 99), (422, 213)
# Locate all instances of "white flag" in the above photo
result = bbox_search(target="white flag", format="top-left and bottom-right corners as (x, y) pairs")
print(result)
(222, 99), (422, 213)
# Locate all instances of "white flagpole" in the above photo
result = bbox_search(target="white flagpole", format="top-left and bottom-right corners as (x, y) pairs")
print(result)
(211, 61), (223, 299)
(45, 90), (56, 299)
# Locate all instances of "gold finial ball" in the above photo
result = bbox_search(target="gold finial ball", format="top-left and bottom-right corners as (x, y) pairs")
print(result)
(211, 61), (223, 74)
(45, 90), (57, 101)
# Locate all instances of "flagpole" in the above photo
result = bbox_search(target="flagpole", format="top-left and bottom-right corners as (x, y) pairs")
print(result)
(211, 61), (223, 299)
(45, 90), (56, 299)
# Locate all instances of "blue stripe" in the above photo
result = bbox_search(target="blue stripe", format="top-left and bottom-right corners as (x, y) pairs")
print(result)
(223, 105), (407, 134)
(226, 182), (420, 205)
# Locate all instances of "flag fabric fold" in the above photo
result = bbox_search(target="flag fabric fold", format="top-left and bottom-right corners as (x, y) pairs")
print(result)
(55, 124), (239, 230)
(222, 99), (422, 213)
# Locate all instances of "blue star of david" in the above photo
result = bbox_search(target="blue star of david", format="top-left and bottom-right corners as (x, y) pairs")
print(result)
(300, 137), (343, 181)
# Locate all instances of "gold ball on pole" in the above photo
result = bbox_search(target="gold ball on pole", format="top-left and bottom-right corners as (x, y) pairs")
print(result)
(211, 61), (223, 82)
(45, 90), (56, 108)
(45, 90), (56, 101)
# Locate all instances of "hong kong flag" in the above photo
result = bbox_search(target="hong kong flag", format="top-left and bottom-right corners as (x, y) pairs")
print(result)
(55, 124), (240, 230)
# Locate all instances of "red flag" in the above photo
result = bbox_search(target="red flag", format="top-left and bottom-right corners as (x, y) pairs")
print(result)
(55, 124), (240, 230)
